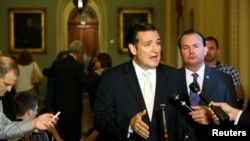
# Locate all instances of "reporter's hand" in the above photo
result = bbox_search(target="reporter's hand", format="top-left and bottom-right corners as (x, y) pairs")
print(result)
(32, 113), (58, 130)
(211, 101), (240, 121)
(130, 109), (149, 139)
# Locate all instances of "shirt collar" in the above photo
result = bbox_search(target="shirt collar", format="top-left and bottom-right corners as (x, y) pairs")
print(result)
(185, 63), (205, 77)
(132, 60), (156, 76)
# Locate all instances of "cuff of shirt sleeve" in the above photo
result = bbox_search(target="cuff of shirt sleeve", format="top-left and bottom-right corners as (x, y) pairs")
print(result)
(128, 125), (134, 138)
(234, 110), (243, 125)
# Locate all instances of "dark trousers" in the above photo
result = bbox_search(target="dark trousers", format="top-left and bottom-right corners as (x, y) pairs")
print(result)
(56, 113), (82, 141)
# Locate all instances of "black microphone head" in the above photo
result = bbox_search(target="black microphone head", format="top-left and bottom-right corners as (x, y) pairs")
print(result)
(189, 82), (200, 93)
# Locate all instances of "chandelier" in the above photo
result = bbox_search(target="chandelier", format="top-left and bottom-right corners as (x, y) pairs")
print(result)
(73, 0), (88, 14)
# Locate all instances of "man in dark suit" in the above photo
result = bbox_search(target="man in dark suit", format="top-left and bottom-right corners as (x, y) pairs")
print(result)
(93, 23), (181, 141)
(43, 40), (91, 141)
(176, 29), (238, 141)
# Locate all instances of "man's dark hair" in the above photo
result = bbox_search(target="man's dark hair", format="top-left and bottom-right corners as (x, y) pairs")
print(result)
(177, 29), (206, 49)
(14, 91), (38, 116)
(97, 53), (112, 68)
(205, 36), (219, 49)
(125, 22), (157, 58)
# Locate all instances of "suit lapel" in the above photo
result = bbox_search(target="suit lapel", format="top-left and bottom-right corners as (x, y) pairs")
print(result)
(124, 62), (147, 111)
(200, 65), (213, 105)
(178, 67), (191, 105)
(154, 67), (166, 111)
(202, 65), (212, 90)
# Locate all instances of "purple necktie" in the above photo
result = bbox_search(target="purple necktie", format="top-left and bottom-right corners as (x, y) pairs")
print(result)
(189, 73), (200, 106)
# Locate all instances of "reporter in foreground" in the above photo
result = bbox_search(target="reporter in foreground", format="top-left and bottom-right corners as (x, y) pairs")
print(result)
(211, 101), (250, 125)
(0, 56), (58, 139)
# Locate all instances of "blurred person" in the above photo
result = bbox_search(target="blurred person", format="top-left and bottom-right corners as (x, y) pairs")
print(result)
(10, 56), (18, 64)
(0, 56), (57, 139)
(176, 29), (238, 141)
(85, 53), (112, 141)
(43, 40), (92, 141)
(88, 53), (112, 112)
(86, 49), (100, 75)
(205, 36), (245, 109)
(0, 56), (17, 141)
(15, 49), (43, 95)
(43, 50), (68, 107)
(0, 87), (17, 141)
(10, 91), (63, 141)
(0, 56), (18, 122)
(9, 91), (46, 141)
(93, 22), (181, 141)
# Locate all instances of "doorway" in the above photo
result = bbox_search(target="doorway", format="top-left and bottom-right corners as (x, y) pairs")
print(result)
(68, 7), (98, 59)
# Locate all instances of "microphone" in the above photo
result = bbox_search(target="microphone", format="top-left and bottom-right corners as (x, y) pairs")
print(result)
(189, 83), (229, 123)
(172, 94), (193, 112)
(160, 104), (168, 140)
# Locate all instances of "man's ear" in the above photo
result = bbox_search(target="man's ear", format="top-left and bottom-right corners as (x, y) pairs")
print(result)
(128, 43), (137, 55)
(204, 46), (208, 55)
(26, 109), (33, 116)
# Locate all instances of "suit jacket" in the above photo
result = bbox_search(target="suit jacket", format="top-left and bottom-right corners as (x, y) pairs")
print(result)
(87, 71), (101, 112)
(176, 65), (238, 141)
(94, 60), (182, 141)
(2, 90), (16, 121)
(43, 55), (91, 115)
(238, 112), (250, 125)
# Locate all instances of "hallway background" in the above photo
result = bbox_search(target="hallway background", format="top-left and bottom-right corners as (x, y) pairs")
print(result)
(0, 0), (250, 108)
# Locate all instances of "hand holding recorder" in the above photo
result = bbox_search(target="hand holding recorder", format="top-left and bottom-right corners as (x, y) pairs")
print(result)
(189, 83), (229, 123)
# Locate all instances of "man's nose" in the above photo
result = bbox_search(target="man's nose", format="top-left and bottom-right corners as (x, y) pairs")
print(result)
(152, 44), (160, 53)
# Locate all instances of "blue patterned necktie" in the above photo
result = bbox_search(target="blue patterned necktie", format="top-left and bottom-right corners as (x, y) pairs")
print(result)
(189, 73), (200, 106)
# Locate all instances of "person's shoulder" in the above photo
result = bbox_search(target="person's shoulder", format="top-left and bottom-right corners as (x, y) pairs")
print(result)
(218, 61), (239, 72)
(49, 59), (61, 68)
(208, 65), (233, 79)
(207, 65), (226, 74)
(157, 64), (180, 78)
(158, 63), (178, 71)
(102, 61), (129, 75)
(52, 57), (63, 64)
(99, 62), (129, 83)
(218, 61), (232, 68)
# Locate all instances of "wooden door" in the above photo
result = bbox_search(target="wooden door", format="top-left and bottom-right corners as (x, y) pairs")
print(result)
(68, 21), (98, 58)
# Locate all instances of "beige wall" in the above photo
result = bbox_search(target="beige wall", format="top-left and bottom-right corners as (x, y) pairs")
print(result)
(238, 0), (250, 108)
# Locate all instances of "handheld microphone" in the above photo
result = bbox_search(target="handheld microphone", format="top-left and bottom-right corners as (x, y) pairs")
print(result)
(172, 94), (193, 112)
(160, 104), (168, 140)
(189, 83), (229, 123)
